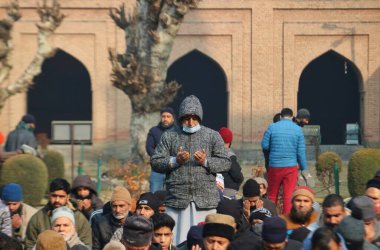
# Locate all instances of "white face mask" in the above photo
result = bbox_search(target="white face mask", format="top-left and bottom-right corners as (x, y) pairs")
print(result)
(182, 124), (201, 134)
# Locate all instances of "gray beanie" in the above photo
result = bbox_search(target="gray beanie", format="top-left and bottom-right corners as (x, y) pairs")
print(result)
(336, 216), (364, 244)
(122, 215), (153, 247)
(296, 109), (310, 119)
(178, 95), (203, 122)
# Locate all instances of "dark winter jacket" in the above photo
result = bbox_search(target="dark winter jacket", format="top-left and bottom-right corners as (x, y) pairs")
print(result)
(222, 150), (244, 191)
(71, 175), (104, 220)
(91, 212), (132, 250)
(228, 238), (302, 250)
(4, 122), (37, 152)
(24, 202), (92, 250)
(146, 122), (176, 157)
(228, 230), (261, 250)
(151, 95), (231, 209)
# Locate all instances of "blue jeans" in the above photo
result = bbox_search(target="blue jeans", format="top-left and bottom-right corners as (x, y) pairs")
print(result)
(149, 170), (166, 193)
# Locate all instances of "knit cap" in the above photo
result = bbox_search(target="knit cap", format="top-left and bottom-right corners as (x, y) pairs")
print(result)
(216, 198), (242, 224)
(253, 177), (268, 189)
(367, 179), (380, 189)
(178, 95), (203, 122)
(336, 216), (364, 244)
(103, 240), (126, 250)
(249, 208), (272, 224)
(137, 192), (160, 214)
(22, 114), (36, 124)
(160, 107), (175, 117)
(122, 215), (153, 247)
(51, 206), (75, 225)
(111, 186), (132, 204)
(35, 230), (66, 250)
(243, 179), (261, 197)
(296, 109), (310, 119)
(292, 186), (315, 202)
(187, 224), (204, 249)
(262, 217), (287, 243)
(1, 183), (23, 201)
(203, 214), (235, 241)
(346, 195), (375, 220)
(219, 127), (233, 144)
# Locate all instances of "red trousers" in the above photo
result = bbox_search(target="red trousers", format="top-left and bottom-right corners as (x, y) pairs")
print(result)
(267, 166), (298, 214)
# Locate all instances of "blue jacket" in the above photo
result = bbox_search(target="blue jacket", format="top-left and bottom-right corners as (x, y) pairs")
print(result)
(261, 118), (307, 170)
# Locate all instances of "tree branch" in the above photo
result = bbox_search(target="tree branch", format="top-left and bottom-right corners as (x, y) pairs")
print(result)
(0, 0), (21, 84)
(0, 0), (64, 110)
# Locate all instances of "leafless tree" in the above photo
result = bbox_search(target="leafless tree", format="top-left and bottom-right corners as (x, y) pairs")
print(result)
(109, 0), (201, 162)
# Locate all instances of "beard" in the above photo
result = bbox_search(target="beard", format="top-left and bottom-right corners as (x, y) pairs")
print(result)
(112, 211), (128, 220)
(289, 207), (313, 224)
(58, 230), (74, 241)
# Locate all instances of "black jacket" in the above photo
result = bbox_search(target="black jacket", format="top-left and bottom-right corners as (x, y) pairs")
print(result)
(91, 213), (124, 250)
(222, 151), (244, 191)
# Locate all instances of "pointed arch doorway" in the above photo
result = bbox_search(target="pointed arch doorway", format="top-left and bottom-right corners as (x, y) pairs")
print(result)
(166, 50), (228, 130)
(298, 50), (361, 145)
(27, 49), (92, 139)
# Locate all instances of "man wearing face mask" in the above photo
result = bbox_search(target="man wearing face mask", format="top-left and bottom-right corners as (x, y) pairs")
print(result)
(240, 179), (277, 222)
(151, 95), (231, 246)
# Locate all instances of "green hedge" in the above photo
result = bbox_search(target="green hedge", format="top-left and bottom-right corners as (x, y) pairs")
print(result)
(0, 155), (48, 206)
(316, 151), (342, 177)
(42, 150), (65, 187)
(348, 148), (380, 196)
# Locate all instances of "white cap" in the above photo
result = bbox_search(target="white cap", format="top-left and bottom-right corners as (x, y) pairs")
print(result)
(51, 206), (75, 225)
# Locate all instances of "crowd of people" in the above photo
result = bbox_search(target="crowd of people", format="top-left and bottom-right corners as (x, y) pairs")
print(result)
(0, 95), (379, 250)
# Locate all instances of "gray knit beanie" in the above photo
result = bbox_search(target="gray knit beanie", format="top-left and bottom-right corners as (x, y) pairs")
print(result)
(178, 95), (203, 122)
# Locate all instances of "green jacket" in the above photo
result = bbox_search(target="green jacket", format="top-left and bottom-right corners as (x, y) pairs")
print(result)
(24, 202), (92, 250)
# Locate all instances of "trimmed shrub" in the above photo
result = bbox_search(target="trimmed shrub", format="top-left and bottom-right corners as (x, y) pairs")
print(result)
(42, 150), (65, 187)
(348, 148), (380, 196)
(315, 151), (343, 193)
(0, 155), (48, 206)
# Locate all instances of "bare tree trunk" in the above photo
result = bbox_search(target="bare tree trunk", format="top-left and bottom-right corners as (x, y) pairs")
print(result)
(0, 0), (64, 111)
(109, 0), (200, 162)
(130, 112), (160, 162)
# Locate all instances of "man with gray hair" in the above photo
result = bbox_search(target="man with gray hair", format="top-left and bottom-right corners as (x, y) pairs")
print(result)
(51, 206), (89, 249)
(151, 95), (231, 245)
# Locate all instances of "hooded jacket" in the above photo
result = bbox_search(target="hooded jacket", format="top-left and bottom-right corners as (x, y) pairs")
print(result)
(151, 95), (231, 209)
(4, 122), (38, 152)
(71, 175), (104, 220)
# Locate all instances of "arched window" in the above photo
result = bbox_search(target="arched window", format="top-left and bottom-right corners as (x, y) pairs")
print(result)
(166, 50), (228, 130)
(28, 49), (92, 139)
(298, 50), (361, 144)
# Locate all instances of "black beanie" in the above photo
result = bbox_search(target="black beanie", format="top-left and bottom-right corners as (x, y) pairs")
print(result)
(160, 107), (175, 117)
(137, 192), (160, 214)
(203, 223), (235, 241)
(243, 179), (261, 197)
(216, 199), (242, 224)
